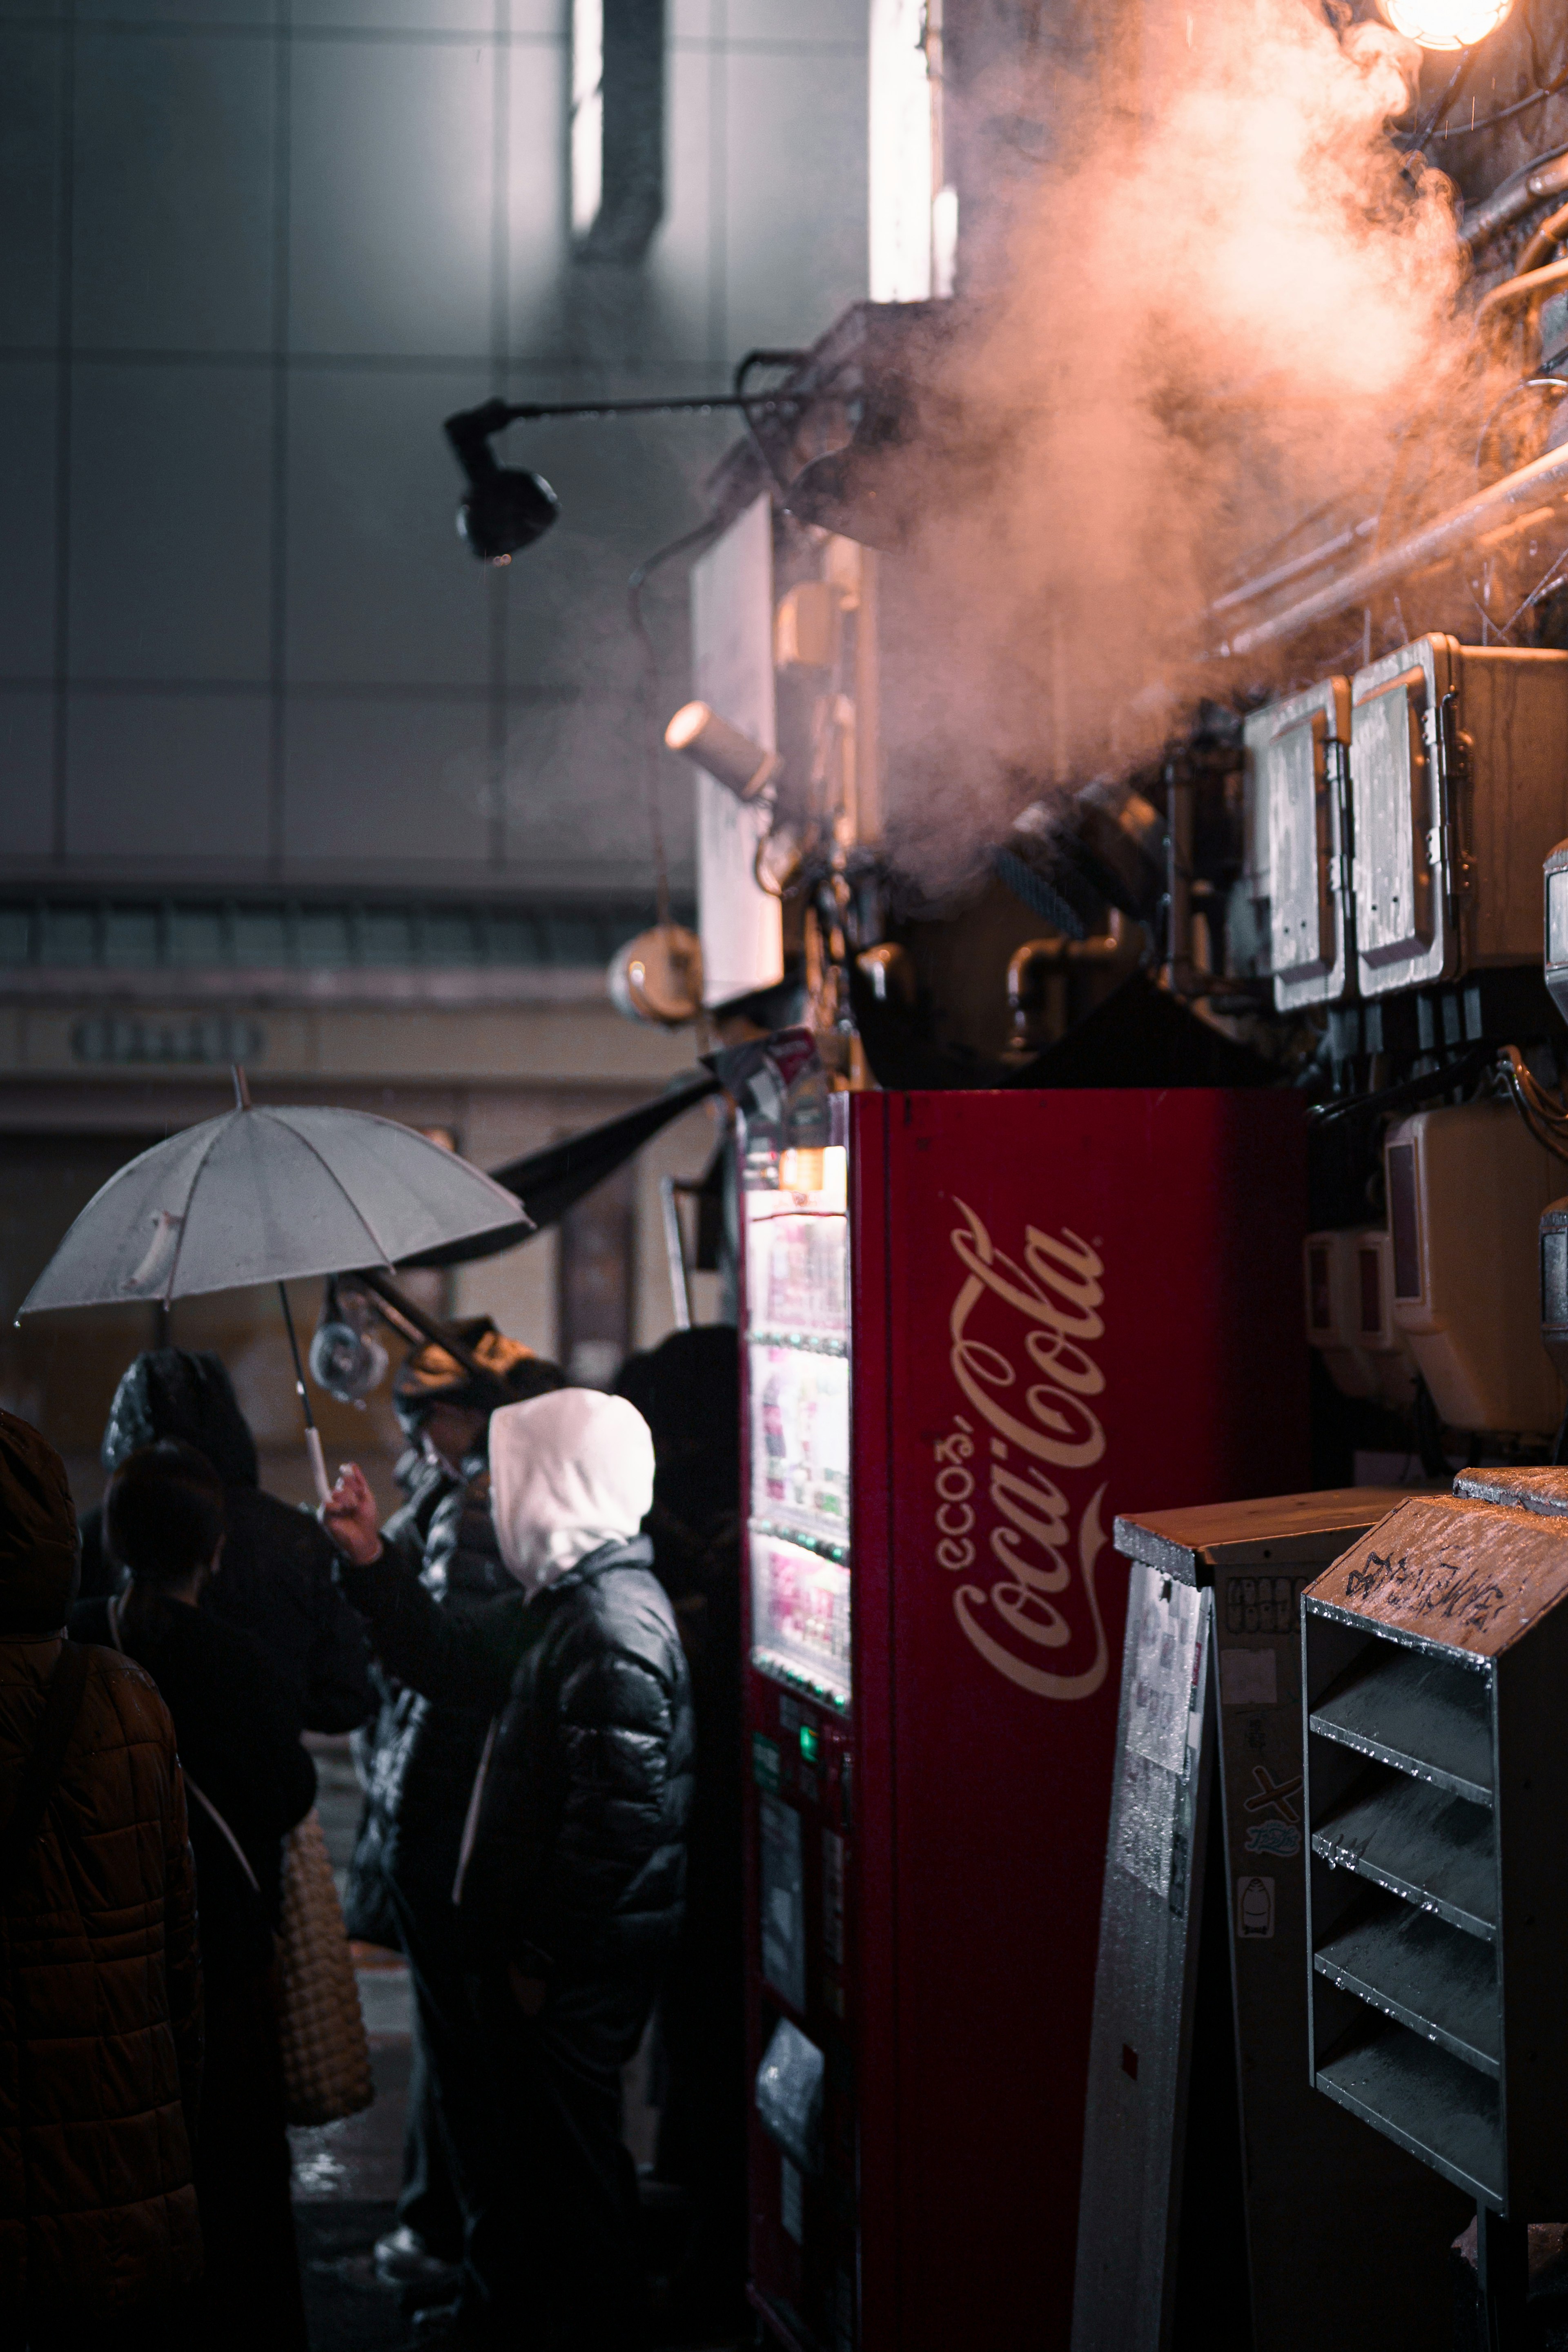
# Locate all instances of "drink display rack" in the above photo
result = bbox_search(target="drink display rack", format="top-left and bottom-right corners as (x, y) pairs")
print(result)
(1303, 1484), (1568, 2337)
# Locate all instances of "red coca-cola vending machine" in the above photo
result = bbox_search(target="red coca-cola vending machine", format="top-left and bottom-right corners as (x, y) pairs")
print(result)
(739, 1076), (1308, 2352)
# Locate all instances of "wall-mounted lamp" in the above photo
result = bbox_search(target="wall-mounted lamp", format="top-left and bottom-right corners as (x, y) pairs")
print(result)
(444, 400), (560, 564)
(607, 923), (704, 1024)
(443, 359), (808, 564)
(1380, 0), (1511, 47)
(664, 703), (782, 804)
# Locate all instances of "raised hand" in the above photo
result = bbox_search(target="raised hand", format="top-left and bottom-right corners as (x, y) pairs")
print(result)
(320, 1460), (383, 1566)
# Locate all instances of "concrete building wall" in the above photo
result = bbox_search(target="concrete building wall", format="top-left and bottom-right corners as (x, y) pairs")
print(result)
(0, 2), (867, 1503)
(0, 0), (869, 898)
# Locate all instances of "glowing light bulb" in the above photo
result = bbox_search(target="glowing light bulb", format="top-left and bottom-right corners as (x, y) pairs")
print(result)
(1381, 0), (1512, 50)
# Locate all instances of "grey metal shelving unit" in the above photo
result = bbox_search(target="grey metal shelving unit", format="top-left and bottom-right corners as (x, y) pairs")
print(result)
(1074, 1487), (1462, 2352)
(1304, 1485), (1568, 2243)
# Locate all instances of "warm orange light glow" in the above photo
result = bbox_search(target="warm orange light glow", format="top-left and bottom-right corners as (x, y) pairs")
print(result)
(664, 701), (710, 751)
(1382, 0), (1511, 50)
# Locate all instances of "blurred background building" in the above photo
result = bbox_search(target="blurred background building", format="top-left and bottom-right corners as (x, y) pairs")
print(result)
(0, 0), (870, 1509)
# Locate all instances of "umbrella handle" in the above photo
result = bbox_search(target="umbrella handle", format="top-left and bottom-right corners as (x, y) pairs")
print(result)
(303, 1426), (330, 1508)
(278, 1283), (332, 1505)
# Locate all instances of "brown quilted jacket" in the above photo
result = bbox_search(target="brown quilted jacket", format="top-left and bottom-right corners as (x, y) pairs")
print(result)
(0, 1635), (203, 2317)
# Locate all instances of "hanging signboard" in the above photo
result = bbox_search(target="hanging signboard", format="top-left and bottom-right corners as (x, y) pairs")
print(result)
(690, 493), (784, 1009)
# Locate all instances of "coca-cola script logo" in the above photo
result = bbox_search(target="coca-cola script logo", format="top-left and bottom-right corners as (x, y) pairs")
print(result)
(931, 1197), (1109, 1700)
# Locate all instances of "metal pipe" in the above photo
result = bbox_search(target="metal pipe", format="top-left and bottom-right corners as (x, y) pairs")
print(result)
(1207, 515), (1376, 615)
(1006, 920), (1124, 1050)
(660, 1176), (693, 1331)
(1519, 199), (1568, 276)
(1214, 436), (1568, 658)
(1461, 149), (1568, 254)
(1474, 253), (1568, 334)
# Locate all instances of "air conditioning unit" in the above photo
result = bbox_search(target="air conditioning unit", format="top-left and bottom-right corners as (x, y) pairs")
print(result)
(1245, 677), (1353, 1012)
(1351, 637), (1568, 1001)
(1304, 1226), (1415, 1410)
(1384, 1101), (1564, 1435)
(1245, 642), (1568, 1014)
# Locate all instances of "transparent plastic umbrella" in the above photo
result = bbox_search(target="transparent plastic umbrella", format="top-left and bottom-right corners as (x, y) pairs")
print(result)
(18, 1078), (530, 1497)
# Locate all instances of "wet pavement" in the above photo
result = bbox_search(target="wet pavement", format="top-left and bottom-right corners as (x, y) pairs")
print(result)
(291, 2030), (415, 2352)
(293, 1741), (744, 2351)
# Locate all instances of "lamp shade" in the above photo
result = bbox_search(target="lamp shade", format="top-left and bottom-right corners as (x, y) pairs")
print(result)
(664, 702), (782, 803)
(1381, 0), (1510, 47)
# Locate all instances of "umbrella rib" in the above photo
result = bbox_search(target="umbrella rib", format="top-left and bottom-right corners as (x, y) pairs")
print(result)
(264, 1113), (405, 1270)
(155, 1111), (236, 1304)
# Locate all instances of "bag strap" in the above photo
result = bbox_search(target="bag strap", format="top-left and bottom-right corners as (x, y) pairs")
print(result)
(105, 1596), (260, 1897)
(0, 1642), (90, 1889)
(184, 1775), (261, 1895)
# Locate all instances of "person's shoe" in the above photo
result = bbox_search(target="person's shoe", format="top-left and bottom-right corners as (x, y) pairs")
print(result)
(373, 2223), (462, 2294)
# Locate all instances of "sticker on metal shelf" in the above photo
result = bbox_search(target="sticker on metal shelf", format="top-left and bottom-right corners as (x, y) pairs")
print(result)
(1225, 1574), (1309, 1637)
(1125, 1578), (1203, 1775)
(1236, 1874), (1276, 1939)
(1244, 1762), (1302, 1824)
(1244, 1821), (1302, 1858)
(1115, 1750), (1180, 1900)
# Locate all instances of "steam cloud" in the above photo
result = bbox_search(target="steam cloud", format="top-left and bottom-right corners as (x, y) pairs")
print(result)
(880, 0), (1473, 891)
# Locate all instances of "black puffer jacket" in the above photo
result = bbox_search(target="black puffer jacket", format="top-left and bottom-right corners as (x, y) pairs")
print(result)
(347, 1448), (512, 1921)
(339, 1536), (694, 1984)
(81, 1350), (373, 1734)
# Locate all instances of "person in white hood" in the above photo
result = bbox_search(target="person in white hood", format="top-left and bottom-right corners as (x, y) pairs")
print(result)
(487, 1387), (654, 1597)
(324, 1389), (695, 2352)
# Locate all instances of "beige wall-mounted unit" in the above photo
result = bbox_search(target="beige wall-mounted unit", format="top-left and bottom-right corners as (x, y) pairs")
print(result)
(1384, 1101), (1564, 1436)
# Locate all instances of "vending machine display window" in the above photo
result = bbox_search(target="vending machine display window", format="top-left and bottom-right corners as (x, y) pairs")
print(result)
(744, 1140), (853, 1714)
(749, 1532), (851, 1711)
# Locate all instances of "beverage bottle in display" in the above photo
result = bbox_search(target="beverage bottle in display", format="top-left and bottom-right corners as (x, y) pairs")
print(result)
(762, 1367), (786, 1505)
(771, 1545), (800, 1652)
(797, 1367), (819, 1516)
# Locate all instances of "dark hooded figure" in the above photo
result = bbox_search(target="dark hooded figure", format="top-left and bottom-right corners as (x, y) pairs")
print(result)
(78, 1349), (372, 1734)
(0, 1412), (203, 2352)
(614, 1326), (746, 2337)
(73, 1438), (316, 2352)
(343, 1320), (565, 2298)
(324, 1388), (695, 2352)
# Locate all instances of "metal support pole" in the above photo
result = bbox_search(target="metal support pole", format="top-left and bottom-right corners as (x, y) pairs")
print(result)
(660, 1177), (693, 1331)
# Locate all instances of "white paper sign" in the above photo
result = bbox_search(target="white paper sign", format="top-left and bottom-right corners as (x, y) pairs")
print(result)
(690, 494), (784, 1008)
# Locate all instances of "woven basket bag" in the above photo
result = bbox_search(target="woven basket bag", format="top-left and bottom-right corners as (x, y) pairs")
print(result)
(277, 1808), (375, 2127)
